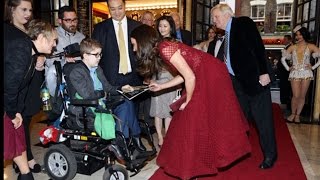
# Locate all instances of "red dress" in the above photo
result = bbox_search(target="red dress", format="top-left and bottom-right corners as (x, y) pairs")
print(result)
(3, 114), (26, 160)
(150, 41), (251, 179)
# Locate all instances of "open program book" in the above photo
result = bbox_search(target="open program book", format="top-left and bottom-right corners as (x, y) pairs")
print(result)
(117, 85), (149, 100)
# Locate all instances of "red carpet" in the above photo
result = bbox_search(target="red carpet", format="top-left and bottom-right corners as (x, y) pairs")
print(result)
(150, 103), (307, 180)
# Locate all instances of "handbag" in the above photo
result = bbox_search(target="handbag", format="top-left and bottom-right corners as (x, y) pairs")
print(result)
(169, 93), (187, 112)
(94, 112), (116, 140)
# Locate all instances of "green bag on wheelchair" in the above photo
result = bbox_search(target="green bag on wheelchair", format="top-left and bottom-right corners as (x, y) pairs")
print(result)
(94, 112), (116, 140)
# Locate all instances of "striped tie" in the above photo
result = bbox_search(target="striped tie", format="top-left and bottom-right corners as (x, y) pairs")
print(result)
(224, 31), (229, 63)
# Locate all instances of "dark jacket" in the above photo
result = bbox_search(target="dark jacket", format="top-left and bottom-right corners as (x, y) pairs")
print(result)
(181, 29), (193, 46)
(65, 61), (119, 99)
(207, 38), (225, 61)
(4, 23), (39, 119)
(64, 61), (119, 115)
(23, 70), (44, 117)
(229, 17), (275, 95)
(92, 17), (143, 87)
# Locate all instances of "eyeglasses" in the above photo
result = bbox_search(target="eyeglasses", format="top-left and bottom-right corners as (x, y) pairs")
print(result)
(62, 18), (78, 23)
(86, 52), (102, 58)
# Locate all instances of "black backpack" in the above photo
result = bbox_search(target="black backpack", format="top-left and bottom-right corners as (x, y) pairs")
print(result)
(46, 61), (64, 121)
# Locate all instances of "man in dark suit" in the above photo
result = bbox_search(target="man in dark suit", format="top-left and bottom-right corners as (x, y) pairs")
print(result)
(170, 12), (193, 46)
(278, 35), (293, 109)
(207, 28), (225, 61)
(92, 0), (149, 154)
(212, 4), (277, 169)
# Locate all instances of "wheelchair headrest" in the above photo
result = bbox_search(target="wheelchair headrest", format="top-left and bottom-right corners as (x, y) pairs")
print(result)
(63, 61), (82, 101)
(64, 43), (81, 57)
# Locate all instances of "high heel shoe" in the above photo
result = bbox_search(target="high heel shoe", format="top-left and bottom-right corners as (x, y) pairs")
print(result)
(286, 114), (295, 123)
(13, 162), (42, 173)
(294, 115), (301, 124)
(13, 163), (20, 174)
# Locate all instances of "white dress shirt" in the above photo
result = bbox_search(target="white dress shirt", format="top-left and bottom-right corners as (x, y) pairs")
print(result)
(112, 17), (132, 73)
(214, 36), (224, 57)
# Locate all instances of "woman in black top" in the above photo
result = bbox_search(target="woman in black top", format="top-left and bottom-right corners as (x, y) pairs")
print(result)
(4, 0), (47, 175)
(4, 18), (57, 179)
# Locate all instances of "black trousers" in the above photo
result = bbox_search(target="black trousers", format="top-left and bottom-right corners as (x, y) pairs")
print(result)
(22, 115), (33, 161)
(135, 92), (153, 126)
(230, 76), (277, 159)
(279, 69), (291, 106)
(278, 61), (291, 106)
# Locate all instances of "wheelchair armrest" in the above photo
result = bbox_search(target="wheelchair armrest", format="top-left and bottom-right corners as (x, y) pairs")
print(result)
(70, 99), (99, 107)
(94, 107), (110, 113)
(104, 96), (125, 110)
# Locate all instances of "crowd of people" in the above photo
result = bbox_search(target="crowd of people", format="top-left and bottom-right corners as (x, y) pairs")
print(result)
(4, 0), (320, 179)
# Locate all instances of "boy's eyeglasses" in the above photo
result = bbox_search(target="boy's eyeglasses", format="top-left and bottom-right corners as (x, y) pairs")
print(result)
(86, 52), (102, 58)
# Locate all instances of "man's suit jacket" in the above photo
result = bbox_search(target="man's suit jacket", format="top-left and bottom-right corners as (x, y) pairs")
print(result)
(92, 17), (142, 87)
(229, 17), (275, 96)
(207, 38), (225, 62)
(181, 29), (193, 46)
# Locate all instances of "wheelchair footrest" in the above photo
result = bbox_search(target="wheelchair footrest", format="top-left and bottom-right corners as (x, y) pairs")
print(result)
(126, 158), (147, 173)
(74, 152), (105, 175)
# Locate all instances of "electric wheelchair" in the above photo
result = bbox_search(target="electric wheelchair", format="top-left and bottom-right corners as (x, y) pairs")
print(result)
(41, 61), (157, 180)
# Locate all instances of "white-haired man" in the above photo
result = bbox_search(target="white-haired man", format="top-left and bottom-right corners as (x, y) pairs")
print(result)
(211, 3), (277, 169)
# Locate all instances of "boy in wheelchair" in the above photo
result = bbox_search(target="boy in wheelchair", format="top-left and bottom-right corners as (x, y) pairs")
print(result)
(63, 38), (154, 158)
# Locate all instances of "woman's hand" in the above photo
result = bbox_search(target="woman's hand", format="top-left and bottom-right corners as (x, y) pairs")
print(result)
(35, 55), (45, 71)
(305, 64), (312, 70)
(12, 113), (23, 129)
(121, 85), (134, 93)
(179, 101), (189, 111)
(148, 82), (162, 92)
(289, 65), (296, 71)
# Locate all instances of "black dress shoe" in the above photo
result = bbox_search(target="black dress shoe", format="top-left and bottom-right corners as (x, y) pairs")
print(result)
(136, 150), (156, 159)
(132, 136), (147, 152)
(259, 157), (277, 169)
(30, 163), (42, 173)
(18, 172), (34, 180)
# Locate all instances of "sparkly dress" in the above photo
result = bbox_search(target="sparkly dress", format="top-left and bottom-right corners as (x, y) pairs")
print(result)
(150, 40), (251, 179)
(289, 45), (314, 80)
(282, 44), (320, 80)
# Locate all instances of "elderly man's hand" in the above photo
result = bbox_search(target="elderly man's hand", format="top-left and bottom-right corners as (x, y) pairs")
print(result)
(259, 74), (271, 86)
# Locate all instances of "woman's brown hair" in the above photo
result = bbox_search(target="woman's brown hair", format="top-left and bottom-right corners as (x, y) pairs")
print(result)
(131, 24), (173, 79)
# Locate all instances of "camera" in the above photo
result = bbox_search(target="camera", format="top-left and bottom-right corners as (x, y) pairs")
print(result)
(48, 43), (81, 58)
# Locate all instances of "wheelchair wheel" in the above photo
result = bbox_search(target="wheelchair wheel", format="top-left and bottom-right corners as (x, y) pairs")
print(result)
(44, 144), (77, 180)
(103, 164), (128, 180)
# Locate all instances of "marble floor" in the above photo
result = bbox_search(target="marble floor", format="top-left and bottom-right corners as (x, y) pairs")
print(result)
(3, 91), (320, 180)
